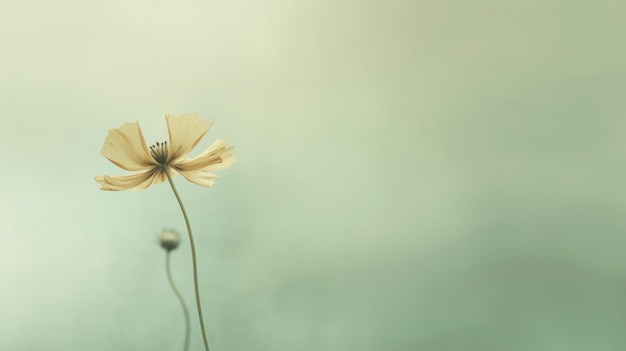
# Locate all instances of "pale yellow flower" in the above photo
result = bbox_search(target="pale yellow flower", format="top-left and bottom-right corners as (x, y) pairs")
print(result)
(95, 113), (235, 191)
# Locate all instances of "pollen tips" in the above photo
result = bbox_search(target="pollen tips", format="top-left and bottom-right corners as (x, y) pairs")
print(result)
(149, 140), (170, 165)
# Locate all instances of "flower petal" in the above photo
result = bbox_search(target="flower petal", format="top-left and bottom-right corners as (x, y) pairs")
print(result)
(166, 113), (214, 162)
(100, 122), (156, 171)
(173, 139), (236, 172)
(95, 169), (165, 191)
(175, 167), (219, 188)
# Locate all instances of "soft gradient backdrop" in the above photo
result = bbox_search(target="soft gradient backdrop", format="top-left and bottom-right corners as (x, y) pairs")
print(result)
(1, 1), (625, 350)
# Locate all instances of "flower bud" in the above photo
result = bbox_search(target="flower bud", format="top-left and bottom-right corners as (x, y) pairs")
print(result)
(159, 229), (180, 251)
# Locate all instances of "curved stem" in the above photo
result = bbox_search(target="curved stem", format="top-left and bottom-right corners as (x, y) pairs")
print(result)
(164, 168), (211, 351)
(166, 251), (191, 351)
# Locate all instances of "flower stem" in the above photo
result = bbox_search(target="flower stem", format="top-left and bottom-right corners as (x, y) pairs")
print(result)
(164, 168), (212, 351)
(165, 250), (191, 351)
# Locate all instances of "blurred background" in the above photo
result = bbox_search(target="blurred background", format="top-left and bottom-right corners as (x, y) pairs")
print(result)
(1, 0), (625, 350)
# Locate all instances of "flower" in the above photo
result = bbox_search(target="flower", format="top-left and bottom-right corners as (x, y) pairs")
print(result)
(158, 229), (181, 251)
(95, 113), (235, 191)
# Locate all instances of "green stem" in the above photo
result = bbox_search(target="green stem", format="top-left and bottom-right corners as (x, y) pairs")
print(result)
(166, 250), (191, 351)
(164, 168), (211, 351)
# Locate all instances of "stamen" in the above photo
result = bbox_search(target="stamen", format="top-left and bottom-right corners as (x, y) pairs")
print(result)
(149, 140), (170, 165)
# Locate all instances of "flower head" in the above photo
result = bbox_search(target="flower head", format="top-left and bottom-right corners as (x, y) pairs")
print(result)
(158, 229), (181, 251)
(95, 113), (235, 191)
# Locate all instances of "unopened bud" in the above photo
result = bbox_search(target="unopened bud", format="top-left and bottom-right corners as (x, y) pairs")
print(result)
(158, 229), (180, 251)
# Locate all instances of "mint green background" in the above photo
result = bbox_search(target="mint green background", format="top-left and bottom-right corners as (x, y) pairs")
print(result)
(1, 1), (625, 350)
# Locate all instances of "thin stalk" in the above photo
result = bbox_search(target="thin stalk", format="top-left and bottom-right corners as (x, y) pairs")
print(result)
(164, 168), (211, 351)
(166, 250), (191, 351)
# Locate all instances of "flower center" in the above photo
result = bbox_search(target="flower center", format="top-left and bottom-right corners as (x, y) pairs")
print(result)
(149, 141), (169, 165)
